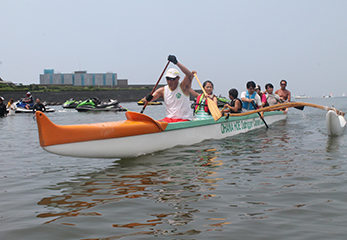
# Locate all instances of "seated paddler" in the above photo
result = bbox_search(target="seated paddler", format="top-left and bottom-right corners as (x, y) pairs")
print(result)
(222, 88), (242, 114)
(190, 80), (218, 119)
(141, 55), (195, 123)
(241, 80), (262, 112)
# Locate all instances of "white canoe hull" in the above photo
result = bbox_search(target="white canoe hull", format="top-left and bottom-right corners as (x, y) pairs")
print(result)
(326, 110), (346, 136)
(43, 112), (287, 158)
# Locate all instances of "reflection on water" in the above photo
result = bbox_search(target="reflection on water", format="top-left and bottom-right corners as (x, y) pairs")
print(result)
(35, 124), (306, 239)
(37, 147), (227, 237)
(3, 101), (347, 239)
(326, 136), (343, 153)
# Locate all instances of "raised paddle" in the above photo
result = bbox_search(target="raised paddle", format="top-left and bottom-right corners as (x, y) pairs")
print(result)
(140, 61), (170, 114)
(193, 73), (222, 121)
(251, 101), (269, 129)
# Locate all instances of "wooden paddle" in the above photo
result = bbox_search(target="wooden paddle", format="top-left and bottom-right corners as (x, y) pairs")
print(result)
(193, 73), (222, 121)
(140, 61), (170, 114)
(251, 102), (269, 129)
(222, 102), (345, 117)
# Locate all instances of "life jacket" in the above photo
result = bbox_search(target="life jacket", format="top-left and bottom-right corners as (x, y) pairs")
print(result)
(194, 94), (209, 113)
(229, 98), (242, 113)
(195, 94), (216, 114)
(242, 92), (257, 110)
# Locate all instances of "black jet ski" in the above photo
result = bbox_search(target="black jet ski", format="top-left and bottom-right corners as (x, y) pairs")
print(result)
(75, 97), (128, 112)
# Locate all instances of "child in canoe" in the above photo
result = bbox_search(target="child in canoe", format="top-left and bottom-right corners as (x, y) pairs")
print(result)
(222, 88), (242, 114)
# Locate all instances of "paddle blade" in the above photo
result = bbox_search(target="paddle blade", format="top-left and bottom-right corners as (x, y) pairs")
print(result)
(126, 111), (166, 131)
(206, 98), (222, 121)
(294, 105), (305, 110)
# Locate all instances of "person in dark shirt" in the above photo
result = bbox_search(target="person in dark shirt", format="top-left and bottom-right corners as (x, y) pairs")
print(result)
(0, 97), (7, 117)
(33, 98), (46, 113)
(222, 88), (242, 114)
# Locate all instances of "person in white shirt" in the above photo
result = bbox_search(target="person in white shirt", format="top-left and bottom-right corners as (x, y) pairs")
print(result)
(6, 98), (17, 116)
(265, 83), (281, 106)
(142, 55), (195, 122)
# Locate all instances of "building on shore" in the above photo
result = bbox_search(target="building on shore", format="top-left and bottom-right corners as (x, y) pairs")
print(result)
(40, 69), (128, 87)
(0, 77), (14, 85)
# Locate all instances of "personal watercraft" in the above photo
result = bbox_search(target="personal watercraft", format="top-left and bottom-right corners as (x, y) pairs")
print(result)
(62, 98), (82, 108)
(75, 97), (128, 112)
(15, 100), (55, 113)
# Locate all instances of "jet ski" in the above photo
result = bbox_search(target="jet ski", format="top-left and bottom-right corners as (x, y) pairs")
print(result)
(216, 95), (229, 108)
(15, 100), (55, 113)
(75, 97), (128, 112)
(62, 98), (82, 108)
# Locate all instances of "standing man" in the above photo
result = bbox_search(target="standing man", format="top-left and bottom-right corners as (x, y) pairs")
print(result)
(241, 80), (262, 111)
(142, 55), (195, 122)
(0, 97), (7, 117)
(33, 98), (46, 113)
(275, 79), (291, 102)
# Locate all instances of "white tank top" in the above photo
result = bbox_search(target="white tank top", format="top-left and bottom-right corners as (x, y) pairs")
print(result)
(164, 85), (193, 120)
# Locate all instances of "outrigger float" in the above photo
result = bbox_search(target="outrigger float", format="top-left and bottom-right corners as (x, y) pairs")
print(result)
(35, 102), (345, 159)
(326, 109), (346, 136)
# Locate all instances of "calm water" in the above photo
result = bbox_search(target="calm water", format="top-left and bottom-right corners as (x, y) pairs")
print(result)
(1, 98), (347, 240)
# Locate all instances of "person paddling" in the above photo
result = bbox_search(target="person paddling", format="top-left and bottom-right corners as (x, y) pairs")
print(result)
(241, 81), (262, 111)
(223, 88), (242, 114)
(142, 55), (196, 122)
(275, 79), (291, 102)
(275, 79), (291, 113)
(255, 85), (267, 107)
(265, 83), (281, 106)
(190, 80), (218, 117)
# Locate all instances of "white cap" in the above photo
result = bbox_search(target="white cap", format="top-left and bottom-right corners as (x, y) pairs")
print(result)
(165, 68), (180, 78)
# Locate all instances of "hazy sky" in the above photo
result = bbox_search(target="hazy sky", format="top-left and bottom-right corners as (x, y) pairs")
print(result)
(1, 0), (346, 97)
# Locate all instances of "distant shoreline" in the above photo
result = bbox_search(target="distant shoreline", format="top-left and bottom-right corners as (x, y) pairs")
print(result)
(0, 89), (199, 105)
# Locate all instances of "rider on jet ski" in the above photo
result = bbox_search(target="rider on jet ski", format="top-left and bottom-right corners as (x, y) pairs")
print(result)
(22, 92), (34, 109)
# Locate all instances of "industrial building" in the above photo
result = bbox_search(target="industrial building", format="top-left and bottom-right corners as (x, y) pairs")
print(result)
(40, 69), (128, 87)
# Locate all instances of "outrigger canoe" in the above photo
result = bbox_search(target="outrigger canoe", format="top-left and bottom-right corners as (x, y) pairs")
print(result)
(326, 110), (346, 136)
(35, 108), (287, 158)
(35, 102), (345, 158)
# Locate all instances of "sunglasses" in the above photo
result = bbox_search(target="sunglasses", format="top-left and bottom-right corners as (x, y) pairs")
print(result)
(281, 83), (287, 86)
(166, 77), (176, 81)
